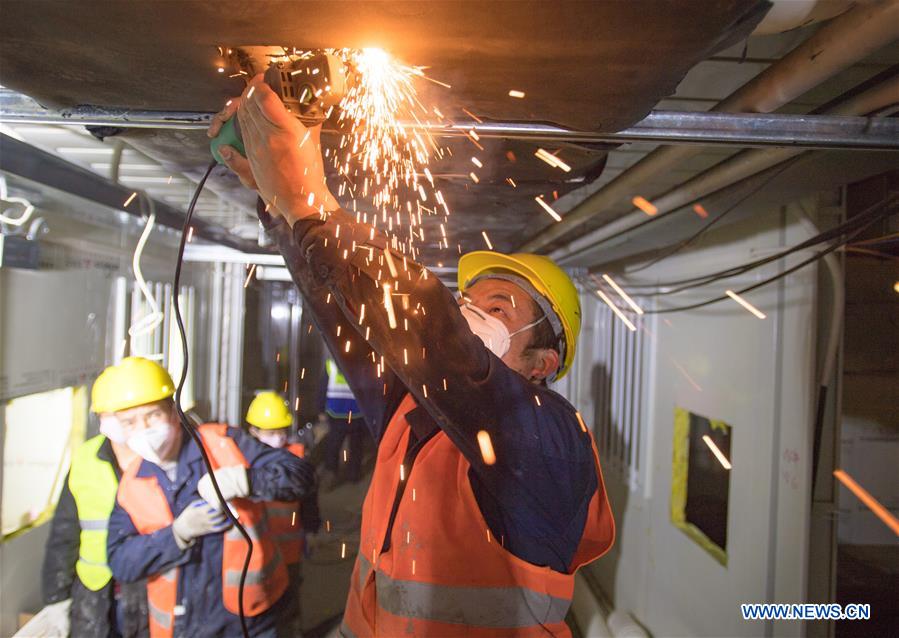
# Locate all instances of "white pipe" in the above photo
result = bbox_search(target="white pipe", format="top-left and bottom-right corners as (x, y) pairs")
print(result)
(606, 610), (650, 638)
(551, 73), (899, 264)
(753, 0), (856, 35)
(790, 201), (844, 386)
(570, 572), (614, 637)
(523, 0), (899, 252)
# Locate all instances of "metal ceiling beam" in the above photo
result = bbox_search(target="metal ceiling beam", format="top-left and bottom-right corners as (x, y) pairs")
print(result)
(521, 0), (899, 252)
(0, 133), (258, 252)
(2, 90), (897, 151)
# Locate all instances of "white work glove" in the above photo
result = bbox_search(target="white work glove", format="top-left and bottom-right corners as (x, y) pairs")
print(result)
(15, 599), (71, 637)
(172, 500), (232, 549)
(196, 465), (250, 507)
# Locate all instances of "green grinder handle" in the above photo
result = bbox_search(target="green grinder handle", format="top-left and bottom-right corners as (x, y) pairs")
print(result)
(210, 117), (246, 164)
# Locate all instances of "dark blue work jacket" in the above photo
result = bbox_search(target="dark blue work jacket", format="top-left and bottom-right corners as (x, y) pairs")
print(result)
(107, 426), (313, 638)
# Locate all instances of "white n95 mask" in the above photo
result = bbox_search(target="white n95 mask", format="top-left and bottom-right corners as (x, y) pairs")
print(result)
(460, 303), (545, 358)
(258, 430), (288, 449)
(127, 423), (177, 465)
(99, 415), (127, 444)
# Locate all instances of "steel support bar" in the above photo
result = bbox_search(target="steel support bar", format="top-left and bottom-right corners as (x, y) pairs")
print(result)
(2, 90), (897, 151)
(0, 133), (257, 252)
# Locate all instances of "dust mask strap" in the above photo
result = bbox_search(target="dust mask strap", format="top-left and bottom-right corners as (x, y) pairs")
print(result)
(508, 314), (546, 339)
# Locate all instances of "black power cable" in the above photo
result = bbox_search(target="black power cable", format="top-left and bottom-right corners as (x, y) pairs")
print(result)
(645, 194), (899, 296)
(172, 161), (252, 638)
(624, 158), (803, 276)
(645, 207), (895, 315)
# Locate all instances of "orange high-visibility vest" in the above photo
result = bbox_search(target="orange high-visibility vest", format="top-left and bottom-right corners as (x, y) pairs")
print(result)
(341, 394), (615, 637)
(117, 424), (288, 638)
(266, 442), (306, 565)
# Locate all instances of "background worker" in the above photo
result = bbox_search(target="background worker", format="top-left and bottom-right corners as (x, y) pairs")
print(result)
(245, 391), (322, 636)
(41, 367), (148, 638)
(320, 358), (367, 487)
(211, 76), (615, 636)
(104, 357), (316, 638)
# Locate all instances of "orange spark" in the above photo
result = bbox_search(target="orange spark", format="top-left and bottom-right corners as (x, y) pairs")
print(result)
(834, 469), (899, 536)
(477, 431), (497, 465)
(632, 196), (658, 216)
(535, 196), (562, 222)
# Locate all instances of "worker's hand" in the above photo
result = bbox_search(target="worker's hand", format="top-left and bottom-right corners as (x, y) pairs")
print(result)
(172, 500), (232, 548)
(196, 465), (250, 506)
(209, 74), (340, 224)
(208, 98), (257, 190)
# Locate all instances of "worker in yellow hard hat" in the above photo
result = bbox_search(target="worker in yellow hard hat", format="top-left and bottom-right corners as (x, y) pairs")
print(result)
(102, 357), (316, 638)
(211, 75), (614, 638)
(41, 366), (146, 638)
(245, 391), (321, 636)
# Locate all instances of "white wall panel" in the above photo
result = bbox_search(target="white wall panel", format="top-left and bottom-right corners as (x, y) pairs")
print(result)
(565, 207), (820, 637)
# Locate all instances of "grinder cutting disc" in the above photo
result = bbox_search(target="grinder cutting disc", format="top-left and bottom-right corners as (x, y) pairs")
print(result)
(211, 51), (350, 163)
(264, 53), (348, 126)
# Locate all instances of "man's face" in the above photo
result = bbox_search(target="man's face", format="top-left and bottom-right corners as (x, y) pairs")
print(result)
(461, 278), (559, 382)
(115, 399), (182, 461)
(116, 400), (175, 433)
(249, 426), (289, 449)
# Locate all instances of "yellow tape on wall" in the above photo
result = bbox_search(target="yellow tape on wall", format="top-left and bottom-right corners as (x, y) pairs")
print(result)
(670, 406), (728, 567)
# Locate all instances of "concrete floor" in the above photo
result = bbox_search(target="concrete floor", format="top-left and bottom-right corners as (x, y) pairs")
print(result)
(299, 445), (375, 637)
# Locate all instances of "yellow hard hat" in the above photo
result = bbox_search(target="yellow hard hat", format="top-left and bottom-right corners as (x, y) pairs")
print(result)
(246, 391), (293, 429)
(94, 356), (175, 413)
(458, 251), (581, 380)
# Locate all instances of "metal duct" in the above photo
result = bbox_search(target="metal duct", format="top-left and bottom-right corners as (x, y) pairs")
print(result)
(521, 0), (899, 253)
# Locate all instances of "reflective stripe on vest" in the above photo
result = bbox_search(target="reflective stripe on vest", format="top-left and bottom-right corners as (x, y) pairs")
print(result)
(353, 553), (568, 628)
(69, 435), (118, 591)
(225, 554), (283, 587)
(79, 518), (109, 531)
(376, 568), (569, 628)
(117, 424), (288, 638)
(146, 568), (177, 634)
(326, 359), (355, 401)
(342, 393), (616, 637)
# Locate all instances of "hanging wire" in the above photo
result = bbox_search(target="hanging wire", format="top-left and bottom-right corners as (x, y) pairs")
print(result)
(128, 192), (165, 359)
(172, 162), (253, 638)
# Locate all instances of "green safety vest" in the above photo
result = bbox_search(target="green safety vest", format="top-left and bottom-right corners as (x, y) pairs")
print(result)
(326, 359), (352, 397)
(68, 435), (119, 591)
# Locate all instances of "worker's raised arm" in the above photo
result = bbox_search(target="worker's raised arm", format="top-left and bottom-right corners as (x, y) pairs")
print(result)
(210, 76), (580, 472)
(212, 75), (606, 572)
(257, 204), (408, 441)
(276, 205), (602, 571)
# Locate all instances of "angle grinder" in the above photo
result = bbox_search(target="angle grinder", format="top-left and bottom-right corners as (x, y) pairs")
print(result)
(210, 52), (349, 163)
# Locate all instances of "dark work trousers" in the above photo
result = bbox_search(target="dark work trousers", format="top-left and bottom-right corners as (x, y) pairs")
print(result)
(323, 415), (366, 482)
(276, 562), (303, 637)
(69, 578), (148, 638)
